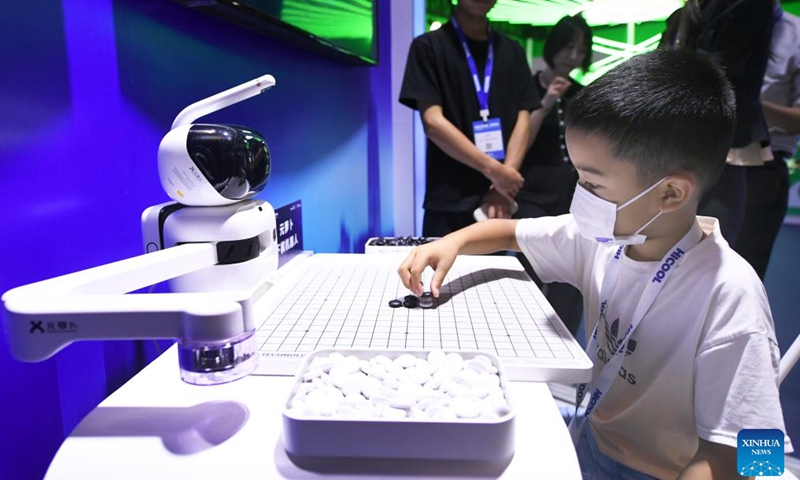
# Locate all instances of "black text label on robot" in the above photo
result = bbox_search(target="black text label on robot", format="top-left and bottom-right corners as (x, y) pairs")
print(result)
(38, 321), (79, 334)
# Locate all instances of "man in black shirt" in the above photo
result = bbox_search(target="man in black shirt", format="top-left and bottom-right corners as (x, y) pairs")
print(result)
(399, 0), (540, 237)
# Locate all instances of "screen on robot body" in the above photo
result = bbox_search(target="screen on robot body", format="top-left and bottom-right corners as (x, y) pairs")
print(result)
(170, 0), (378, 66)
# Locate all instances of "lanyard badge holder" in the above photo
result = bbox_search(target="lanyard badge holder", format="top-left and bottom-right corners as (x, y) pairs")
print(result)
(567, 222), (703, 444)
(451, 16), (505, 160)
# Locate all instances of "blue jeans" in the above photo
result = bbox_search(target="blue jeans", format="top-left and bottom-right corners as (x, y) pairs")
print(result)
(561, 406), (659, 480)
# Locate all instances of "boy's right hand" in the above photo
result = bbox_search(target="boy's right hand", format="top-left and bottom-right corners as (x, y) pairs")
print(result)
(397, 239), (458, 298)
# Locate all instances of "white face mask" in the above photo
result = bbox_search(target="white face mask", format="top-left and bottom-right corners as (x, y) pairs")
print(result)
(569, 178), (666, 246)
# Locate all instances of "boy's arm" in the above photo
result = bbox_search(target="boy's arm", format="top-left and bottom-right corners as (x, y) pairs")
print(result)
(398, 219), (520, 297)
(419, 102), (523, 200)
(677, 439), (749, 480)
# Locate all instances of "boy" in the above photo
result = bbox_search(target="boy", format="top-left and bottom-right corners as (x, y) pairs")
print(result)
(398, 48), (793, 479)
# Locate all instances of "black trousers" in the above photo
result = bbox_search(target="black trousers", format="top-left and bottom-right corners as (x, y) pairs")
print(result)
(422, 209), (476, 237)
(733, 153), (791, 279)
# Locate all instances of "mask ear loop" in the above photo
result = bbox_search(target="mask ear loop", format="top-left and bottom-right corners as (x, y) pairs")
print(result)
(631, 210), (663, 237)
(616, 178), (667, 212)
(614, 178), (667, 243)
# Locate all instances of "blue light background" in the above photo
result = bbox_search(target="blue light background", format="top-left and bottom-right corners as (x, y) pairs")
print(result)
(0, 0), (395, 478)
(0, 1), (797, 478)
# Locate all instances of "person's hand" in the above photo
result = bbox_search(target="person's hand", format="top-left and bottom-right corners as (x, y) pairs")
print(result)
(482, 187), (515, 219)
(486, 162), (523, 200)
(540, 76), (572, 111)
(397, 238), (458, 298)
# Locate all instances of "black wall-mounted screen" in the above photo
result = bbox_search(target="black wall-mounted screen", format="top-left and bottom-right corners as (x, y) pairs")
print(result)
(173, 0), (378, 65)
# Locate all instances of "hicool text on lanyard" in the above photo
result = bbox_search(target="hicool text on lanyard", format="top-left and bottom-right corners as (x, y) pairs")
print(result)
(451, 16), (505, 160)
(567, 220), (704, 444)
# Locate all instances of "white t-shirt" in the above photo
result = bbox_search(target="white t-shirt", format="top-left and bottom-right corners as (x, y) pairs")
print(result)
(516, 214), (793, 480)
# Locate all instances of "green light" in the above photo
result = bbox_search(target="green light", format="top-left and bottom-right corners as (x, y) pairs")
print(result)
(280, 0), (374, 61)
(580, 33), (662, 84)
(487, 0), (682, 26)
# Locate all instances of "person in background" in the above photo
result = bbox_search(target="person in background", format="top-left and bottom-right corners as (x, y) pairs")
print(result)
(399, 0), (539, 237)
(515, 14), (593, 335)
(736, 3), (800, 279)
(662, 0), (774, 246)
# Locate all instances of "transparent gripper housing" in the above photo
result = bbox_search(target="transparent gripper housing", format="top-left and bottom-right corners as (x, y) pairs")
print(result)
(178, 329), (259, 385)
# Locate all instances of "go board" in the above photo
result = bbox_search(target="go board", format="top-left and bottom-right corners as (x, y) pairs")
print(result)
(252, 253), (592, 382)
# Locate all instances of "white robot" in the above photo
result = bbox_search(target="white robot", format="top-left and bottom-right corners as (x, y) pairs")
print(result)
(2, 75), (280, 385)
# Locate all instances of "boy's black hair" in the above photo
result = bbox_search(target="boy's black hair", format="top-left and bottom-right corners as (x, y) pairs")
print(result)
(565, 48), (735, 196)
(543, 15), (593, 72)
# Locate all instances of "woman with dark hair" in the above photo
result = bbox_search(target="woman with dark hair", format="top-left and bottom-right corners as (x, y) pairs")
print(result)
(662, 0), (774, 247)
(515, 14), (593, 335)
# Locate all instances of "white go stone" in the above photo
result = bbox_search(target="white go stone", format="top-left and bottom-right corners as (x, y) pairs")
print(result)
(405, 367), (432, 385)
(451, 397), (481, 419)
(373, 355), (393, 367)
(368, 365), (387, 380)
(359, 359), (371, 375)
(329, 352), (345, 362)
(381, 406), (408, 420)
(395, 353), (419, 368)
(435, 406), (458, 420)
(302, 368), (324, 382)
(287, 351), (509, 422)
(389, 396), (416, 409)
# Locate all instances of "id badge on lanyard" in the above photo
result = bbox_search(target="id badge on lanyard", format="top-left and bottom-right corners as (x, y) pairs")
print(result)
(567, 222), (703, 444)
(451, 16), (505, 160)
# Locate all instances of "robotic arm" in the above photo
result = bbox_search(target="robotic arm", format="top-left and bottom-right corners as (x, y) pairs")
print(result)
(2, 75), (279, 385)
(2, 243), (259, 385)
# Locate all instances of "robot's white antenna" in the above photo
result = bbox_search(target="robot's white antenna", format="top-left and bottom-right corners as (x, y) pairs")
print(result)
(170, 74), (276, 130)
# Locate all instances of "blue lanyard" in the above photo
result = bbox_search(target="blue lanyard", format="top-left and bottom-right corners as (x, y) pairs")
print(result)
(567, 221), (704, 444)
(451, 16), (494, 122)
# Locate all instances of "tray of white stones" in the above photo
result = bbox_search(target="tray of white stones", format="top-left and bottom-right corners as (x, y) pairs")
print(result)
(282, 349), (515, 461)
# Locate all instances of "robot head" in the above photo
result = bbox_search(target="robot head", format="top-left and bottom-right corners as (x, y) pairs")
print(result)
(157, 74), (276, 206)
(158, 124), (270, 206)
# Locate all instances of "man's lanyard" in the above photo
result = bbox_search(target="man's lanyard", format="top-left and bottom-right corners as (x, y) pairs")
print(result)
(451, 16), (494, 122)
(567, 221), (704, 444)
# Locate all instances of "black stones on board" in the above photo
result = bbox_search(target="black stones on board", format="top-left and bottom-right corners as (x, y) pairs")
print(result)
(403, 299), (418, 308)
(388, 292), (436, 310)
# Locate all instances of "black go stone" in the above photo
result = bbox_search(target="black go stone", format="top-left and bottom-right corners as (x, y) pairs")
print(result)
(388, 299), (403, 308)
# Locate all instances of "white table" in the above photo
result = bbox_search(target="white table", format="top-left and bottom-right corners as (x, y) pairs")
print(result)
(45, 253), (583, 479)
(46, 346), (582, 479)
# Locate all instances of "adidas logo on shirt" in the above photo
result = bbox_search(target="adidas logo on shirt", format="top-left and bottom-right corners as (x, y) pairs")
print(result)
(596, 318), (638, 385)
